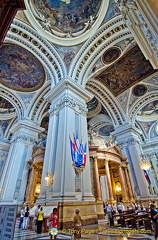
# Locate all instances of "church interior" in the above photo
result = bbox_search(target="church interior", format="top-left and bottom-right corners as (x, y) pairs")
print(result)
(0, 0), (158, 231)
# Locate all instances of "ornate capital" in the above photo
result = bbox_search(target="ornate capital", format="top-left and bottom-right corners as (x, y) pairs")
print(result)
(49, 96), (87, 115)
(11, 133), (37, 145)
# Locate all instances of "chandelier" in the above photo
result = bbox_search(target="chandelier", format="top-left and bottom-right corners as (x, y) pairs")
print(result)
(139, 157), (151, 170)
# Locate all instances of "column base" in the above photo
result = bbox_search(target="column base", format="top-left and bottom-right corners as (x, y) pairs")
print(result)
(58, 201), (98, 229)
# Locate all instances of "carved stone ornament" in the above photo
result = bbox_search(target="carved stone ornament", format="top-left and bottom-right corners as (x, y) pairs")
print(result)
(49, 96), (87, 115)
(11, 133), (37, 144)
(73, 163), (85, 174)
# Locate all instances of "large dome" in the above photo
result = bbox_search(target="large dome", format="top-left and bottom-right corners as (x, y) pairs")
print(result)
(24, 0), (109, 46)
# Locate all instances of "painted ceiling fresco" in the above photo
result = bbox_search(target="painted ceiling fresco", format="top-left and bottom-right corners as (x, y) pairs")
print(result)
(99, 125), (114, 136)
(104, 0), (120, 21)
(0, 44), (45, 92)
(102, 47), (121, 64)
(132, 84), (147, 97)
(33, 0), (102, 33)
(97, 45), (157, 96)
(0, 97), (15, 114)
(139, 100), (158, 115)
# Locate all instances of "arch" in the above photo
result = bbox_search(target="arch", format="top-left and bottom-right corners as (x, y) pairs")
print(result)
(27, 82), (51, 122)
(129, 91), (158, 125)
(86, 79), (126, 126)
(69, 15), (133, 86)
(6, 19), (66, 86)
(0, 87), (26, 119)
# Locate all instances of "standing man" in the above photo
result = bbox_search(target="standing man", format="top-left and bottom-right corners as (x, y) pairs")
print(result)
(34, 205), (41, 232)
(22, 204), (29, 230)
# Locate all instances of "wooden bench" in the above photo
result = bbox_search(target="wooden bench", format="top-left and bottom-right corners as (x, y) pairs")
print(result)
(130, 213), (149, 229)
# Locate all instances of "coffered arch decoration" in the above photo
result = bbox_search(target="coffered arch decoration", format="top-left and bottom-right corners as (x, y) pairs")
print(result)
(86, 79), (126, 126)
(0, 87), (26, 119)
(69, 15), (133, 85)
(24, 0), (109, 46)
(129, 91), (158, 125)
(6, 19), (66, 85)
(27, 83), (51, 122)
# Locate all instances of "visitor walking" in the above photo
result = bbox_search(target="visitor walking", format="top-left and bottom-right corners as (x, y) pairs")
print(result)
(37, 207), (44, 234)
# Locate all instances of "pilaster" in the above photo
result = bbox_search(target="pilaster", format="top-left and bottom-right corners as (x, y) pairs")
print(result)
(0, 120), (44, 204)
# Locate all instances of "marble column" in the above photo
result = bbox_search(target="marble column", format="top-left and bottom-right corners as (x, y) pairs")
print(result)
(123, 166), (134, 201)
(118, 164), (128, 201)
(111, 124), (151, 200)
(105, 160), (114, 201)
(93, 157), (102, 200)
(0, 120), (44, 204)
(38, 78), (95, 203)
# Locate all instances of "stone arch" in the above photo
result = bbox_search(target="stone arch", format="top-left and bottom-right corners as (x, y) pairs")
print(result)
(27, 82), (51, 122)
(129, 91), (158, 125)
(86, 79), (126, 126)
(0, 87), (26, 119)
(6, 19), (66, 86)
(69, 15), (133, 86)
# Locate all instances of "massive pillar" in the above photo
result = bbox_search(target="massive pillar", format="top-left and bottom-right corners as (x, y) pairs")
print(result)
(38, 79), (95, 203)
(112, 124), (152, 201)
(0, 120), (43, 204)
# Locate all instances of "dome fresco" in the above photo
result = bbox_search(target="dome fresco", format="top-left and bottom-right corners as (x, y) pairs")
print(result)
(99, 125), (114, 136)
(33, 0), (102, 33)
(0, 44), (45, 92)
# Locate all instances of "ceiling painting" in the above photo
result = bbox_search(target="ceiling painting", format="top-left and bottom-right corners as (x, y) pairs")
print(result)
(104, 0), (120, 21)
(0, 44), (45, 92)
(0, 97), (15, 114)
(54, 44), (82, 70)
(98, 125), (114, 136)
(139, 100), (158, 115)
(33, 0), (101, 33)
(132, 84), (147, 97)
(97, 45), (157, 96)
(102, 47), (121, 64)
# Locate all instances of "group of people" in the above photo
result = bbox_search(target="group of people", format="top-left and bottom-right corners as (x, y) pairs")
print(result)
(18, 205), (82, 240)
(104, 200), (158, 240)
(103, 201), (149, 220)
(19, 204), (44, 233)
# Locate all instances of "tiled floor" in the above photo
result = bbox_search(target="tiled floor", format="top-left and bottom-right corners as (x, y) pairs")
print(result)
(13, 219), (154, 240)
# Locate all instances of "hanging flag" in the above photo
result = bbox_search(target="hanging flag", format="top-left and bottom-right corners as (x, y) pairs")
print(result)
(143, 170), (151, 184)
(70, 133), (87, 170)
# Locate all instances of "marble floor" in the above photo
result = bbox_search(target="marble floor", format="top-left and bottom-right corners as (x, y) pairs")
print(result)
(13, 219), (154, 240)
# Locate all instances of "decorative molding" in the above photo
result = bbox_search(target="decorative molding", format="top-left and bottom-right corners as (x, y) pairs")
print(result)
(129, 91), (158, 124)
(6, 19), (66, 84)
(49, 96), (88, 116)
(10, 133), (37, 144)
(115, 0), (158, 68)
(0, 87), (24, 119)
(70, 16), (131, 84)
(86, 80), (126, 126)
